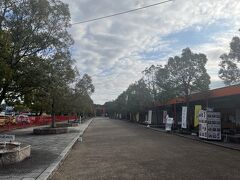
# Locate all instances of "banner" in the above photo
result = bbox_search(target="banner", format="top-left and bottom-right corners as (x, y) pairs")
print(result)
(148, 110), (152, 124)
(163, 111), (168, 124)
(194, 105), (202, 127)
(181, 106), (187, 128)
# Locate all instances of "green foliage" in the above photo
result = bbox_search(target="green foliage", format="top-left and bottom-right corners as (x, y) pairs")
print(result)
(155, 65), (176, 103)
(105, 79), (152, 119)
(167, 48), (210, 99)
(0, 0), (95, 118)
(126, 79), (152, 113)
(75, 74), (95, 96)
(69, 74), (95, 116)
(219, 36), (240, 85)
(0, 0), (73, 103)
(142, 65), (157, 101)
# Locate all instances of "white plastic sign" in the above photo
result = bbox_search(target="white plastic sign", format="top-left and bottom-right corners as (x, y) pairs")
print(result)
(165, 117), (173, 131)
(0, 134), (15, 142)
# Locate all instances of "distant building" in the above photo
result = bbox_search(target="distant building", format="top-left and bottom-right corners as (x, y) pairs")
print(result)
(94, 105), (106, 117)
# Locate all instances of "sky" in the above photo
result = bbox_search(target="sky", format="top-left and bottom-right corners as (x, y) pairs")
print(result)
(62, 0), (240, 105)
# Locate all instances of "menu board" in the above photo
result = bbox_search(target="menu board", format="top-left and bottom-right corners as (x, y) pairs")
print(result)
(199, 111), (221, 140)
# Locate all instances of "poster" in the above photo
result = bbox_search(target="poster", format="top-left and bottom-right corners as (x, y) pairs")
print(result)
(194, 105), (202, 127)
(181, 106), (187, 129)
(165, 117), (173, 131)
(199, 110), (207, 139)
(163, 111), (168, 124)
(207, 112), (221, 140)
(199, 111), (221, 140)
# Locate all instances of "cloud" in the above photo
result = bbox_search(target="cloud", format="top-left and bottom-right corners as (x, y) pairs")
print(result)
(62, 0), (240, 104)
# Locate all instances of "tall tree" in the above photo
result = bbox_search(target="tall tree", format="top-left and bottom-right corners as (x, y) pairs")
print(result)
(155, 65), (176, 104)
(75, 74), (95, 96)
(167, 48), (210, 98)
(167, 48), (210, 128)
(126, 79), (152, 118)
(70, 74), (95, 117)
(142, 65), (157, 102)
(219, 36), (240, 85)
(0, 0), (73, 104)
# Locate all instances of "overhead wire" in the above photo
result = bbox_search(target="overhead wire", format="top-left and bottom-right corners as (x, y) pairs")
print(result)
(71, 0), (173, 25)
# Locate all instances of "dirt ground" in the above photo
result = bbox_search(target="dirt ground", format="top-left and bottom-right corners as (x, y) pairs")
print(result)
(51, 118), (240, 180)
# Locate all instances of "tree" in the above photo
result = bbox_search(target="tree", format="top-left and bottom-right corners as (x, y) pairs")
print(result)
(126, 79), (152, 119)
(219, 36), (240, 85)
(167, 48), (210, 98)
(106, 79), (152, 121)
(166, 48), (210, 128)
(0, 0), (73, 104)
(155, 65), (176, 104)
(75, 74), (95, 96)
(70, 74), (95, 117)
(142, 65), (158, 102)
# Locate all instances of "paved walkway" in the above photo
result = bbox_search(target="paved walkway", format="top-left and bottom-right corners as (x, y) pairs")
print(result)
(51, 118), (240, 180)
(0, 119), (93, 180)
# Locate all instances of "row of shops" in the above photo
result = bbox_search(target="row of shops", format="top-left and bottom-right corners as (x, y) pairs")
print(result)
(147, 85), (240, 135)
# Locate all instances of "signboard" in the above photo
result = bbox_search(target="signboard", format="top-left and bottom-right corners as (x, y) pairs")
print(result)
(199, 111), (221, 140)
(199, 110), (207, 139)
(181, 106), (187, 129)
(165, 117), (173, 131)
(5, 106), (14, 111)
(148, 110), (152, 124)
(194, 105), (202, 127)
(163, 111), (167, 124)
(207, 112), (221, 140)
(0, 134), (15, 142)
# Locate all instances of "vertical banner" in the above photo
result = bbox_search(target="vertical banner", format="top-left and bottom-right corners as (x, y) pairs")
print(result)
(163, 111), (167, 124)
(194, 105), (202, 127)
(148, 110), (152, 124)
(181, 106), (187, 129)
(136, 113), (139, 122)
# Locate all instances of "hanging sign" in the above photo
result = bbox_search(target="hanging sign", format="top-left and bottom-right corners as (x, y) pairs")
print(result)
(181, 106), (187, 129)
(148, 110), (152, 124)
(194, 105), (202, 127)
(163, 111), (168, 124)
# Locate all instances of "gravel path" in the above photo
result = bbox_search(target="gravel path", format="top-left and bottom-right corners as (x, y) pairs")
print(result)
(51, 118), (240, 180)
